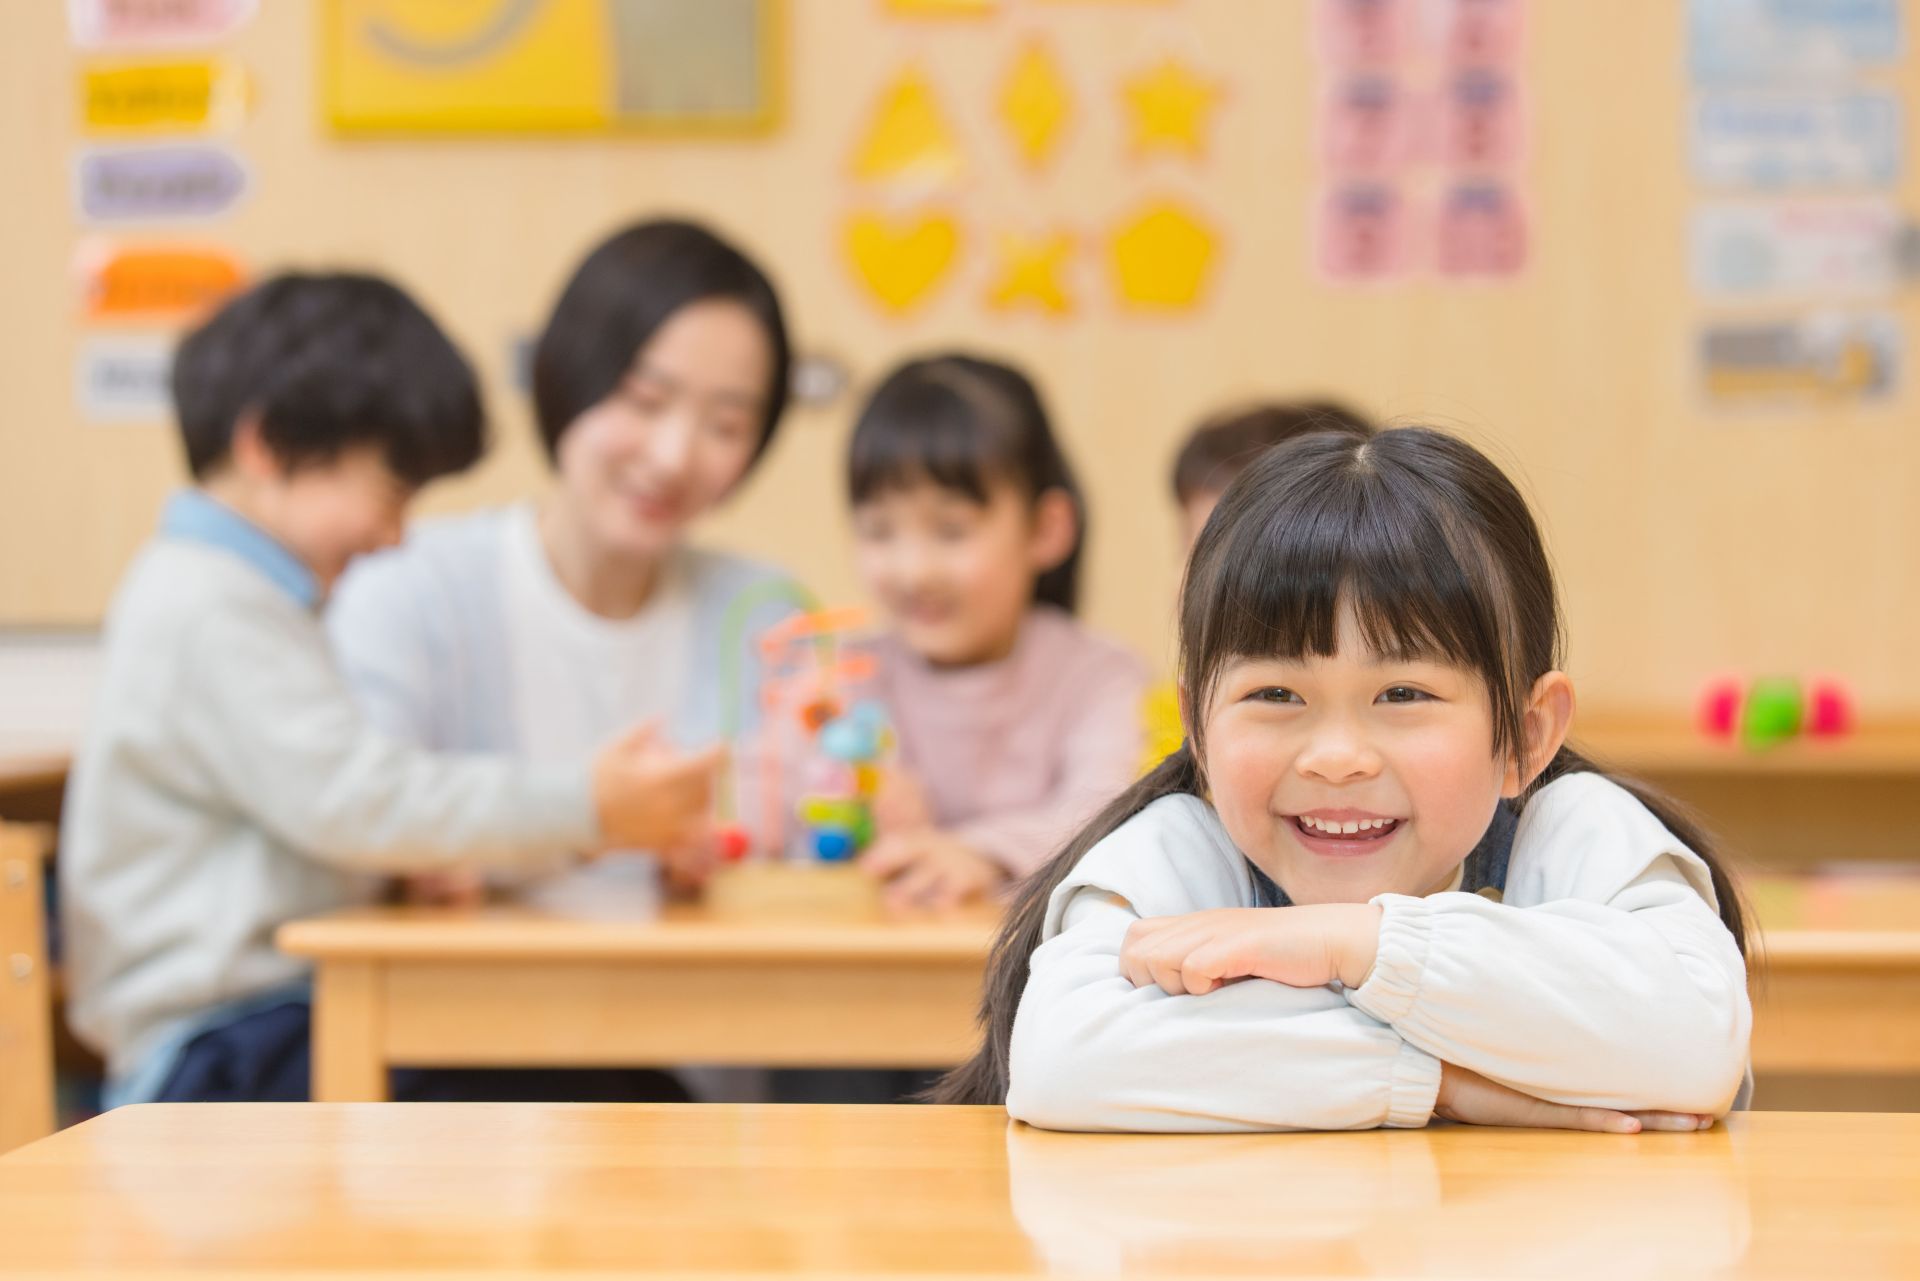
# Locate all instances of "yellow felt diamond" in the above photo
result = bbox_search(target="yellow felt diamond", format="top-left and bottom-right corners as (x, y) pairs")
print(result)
(998, 41), (1071, 170)
(1110, 199), (1217, 309)
(1122, 57), (1220, 159)
(987, 230), (1074, 315)
(850, 67), (965, 187)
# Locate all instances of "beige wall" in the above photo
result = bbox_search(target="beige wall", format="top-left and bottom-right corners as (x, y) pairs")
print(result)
(2, 1), (1916, 715)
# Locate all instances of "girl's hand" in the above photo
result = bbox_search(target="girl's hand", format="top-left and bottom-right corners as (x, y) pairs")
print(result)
(400, 868), (487, 908)
(872, 768), (935, 835)
(859, 830), (1008, 911)
(1436, 1063), (1717, 1134)
(1120, 905), (1384, 996)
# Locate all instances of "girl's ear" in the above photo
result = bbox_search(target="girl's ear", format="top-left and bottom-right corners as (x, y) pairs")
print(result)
(1503, 670), (1575, 797)
(1027, 486), (1078, 575)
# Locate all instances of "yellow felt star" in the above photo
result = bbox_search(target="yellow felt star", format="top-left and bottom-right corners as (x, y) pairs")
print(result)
(1122, 57), (1221, 159)
(998, 41), (1071, 170)
(987, 230), (1074, 315)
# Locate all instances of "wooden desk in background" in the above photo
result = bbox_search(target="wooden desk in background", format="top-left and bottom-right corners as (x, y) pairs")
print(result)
(283, 895), (1920, 1101)
(0, 822), (54, 1154)
(0, 747), (68, 821)
(2, 1104), (1916, 1277)
(278, 904), (999, 1102)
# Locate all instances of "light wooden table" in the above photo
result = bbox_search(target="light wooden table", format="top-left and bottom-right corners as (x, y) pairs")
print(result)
(277, 904), (1000, 1102)
(281, 899), (1920, 1101)
(2, 1103), (1916, 1277)
(1753, 930), (1920, 1074)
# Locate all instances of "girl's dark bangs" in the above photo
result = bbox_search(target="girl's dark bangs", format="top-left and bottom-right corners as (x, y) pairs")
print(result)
(1190, 473), (1513, 726)
(848, 379), (1019, 506)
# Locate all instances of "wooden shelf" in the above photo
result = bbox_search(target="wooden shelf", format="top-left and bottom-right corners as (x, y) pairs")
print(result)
(1573, 718), (1920, 778)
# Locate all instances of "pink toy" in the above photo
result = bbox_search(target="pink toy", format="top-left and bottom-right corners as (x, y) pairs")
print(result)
(1806, 678), (1856, 738)
(1696, 676), (1742, 739)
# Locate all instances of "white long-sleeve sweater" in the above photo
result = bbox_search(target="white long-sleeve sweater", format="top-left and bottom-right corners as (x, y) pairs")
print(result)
(1006, 773), (1752, 1132)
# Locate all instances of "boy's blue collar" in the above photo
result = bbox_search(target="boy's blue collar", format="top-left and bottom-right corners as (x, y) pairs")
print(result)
(159, 490), (320, 610)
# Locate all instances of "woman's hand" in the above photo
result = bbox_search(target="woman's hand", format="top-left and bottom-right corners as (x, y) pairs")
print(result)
(859, 830), (1008, 911)
(657, 835), (717, 897)
(1119, 905), (1384, 996)
(1436, 1063), (1717, 1134)
(591, 722), (724, 853)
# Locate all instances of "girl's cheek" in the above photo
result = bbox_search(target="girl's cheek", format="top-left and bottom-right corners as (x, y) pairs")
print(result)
(1206, 730), (1287, 821)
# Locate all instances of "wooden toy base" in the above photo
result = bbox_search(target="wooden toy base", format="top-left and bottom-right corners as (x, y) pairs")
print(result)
(705, 862), (884, 920)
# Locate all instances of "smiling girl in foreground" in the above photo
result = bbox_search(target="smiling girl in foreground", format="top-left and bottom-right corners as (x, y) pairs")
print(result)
(937, 427), (1751, 1133)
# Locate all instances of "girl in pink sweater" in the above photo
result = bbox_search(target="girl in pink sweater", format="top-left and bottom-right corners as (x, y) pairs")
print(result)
(848, 354), (1149, 911)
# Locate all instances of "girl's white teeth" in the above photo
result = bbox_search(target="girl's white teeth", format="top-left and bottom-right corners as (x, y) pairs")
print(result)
(1302, 816), (1394, 835)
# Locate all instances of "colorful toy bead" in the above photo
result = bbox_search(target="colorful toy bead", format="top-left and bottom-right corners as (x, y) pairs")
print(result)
(1741, 677), (1803, 752)
(801, 796), (864, 827)
(813, 829), (856, 862)
(715, 825), (752, 863)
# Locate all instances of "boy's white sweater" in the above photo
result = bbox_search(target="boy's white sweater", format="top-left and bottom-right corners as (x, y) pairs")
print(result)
(1007, 773), (1752, 1132)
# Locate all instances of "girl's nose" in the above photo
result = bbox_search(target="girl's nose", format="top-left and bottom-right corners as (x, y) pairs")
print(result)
(1294, 722), (1383, 784)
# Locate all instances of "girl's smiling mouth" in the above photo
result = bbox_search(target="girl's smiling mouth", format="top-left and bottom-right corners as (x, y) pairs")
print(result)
(1287, 808), (1405, 856)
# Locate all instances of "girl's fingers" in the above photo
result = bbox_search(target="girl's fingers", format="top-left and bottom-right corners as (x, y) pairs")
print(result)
(883, 862), (943, 912)
(860, 837), (919, 880)
(1147, 951), (1191, 997)
(1631, 1111), (1717, 1132)
(1534, 1099), (1641, 1134)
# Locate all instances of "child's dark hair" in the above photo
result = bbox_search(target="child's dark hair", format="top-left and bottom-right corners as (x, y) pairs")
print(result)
(533, 217), (790, 465)
(172, 272), (484, 486)
(847, 353), (1086, 613)
(934, 426), (1750, 1106)
(1171, 400), (1373, 505)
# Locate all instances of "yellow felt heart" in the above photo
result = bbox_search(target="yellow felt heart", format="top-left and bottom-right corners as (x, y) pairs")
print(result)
(844, 212), (960, 312)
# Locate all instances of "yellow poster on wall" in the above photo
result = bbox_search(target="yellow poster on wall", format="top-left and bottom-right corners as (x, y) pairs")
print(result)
(321, 0), (782, 136)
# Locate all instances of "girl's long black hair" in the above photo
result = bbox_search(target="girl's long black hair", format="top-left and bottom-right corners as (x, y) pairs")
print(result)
(933, 426), (1750, 1105)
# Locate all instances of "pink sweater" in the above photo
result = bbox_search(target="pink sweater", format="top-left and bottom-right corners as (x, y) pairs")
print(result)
(871, 606), (1151, 876)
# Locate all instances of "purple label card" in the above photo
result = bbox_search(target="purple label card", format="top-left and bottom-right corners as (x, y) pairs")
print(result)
(1436, 180), (1527, 276)
(1318, 182), (1412, 282)
(1439, 69), (1524, 170)
(76, 144), (249, 222)
(1443, 0), (1524, 67)
(1321, 74), (1423, 175)
(68, 0), (256, 49)
(1316, 0), (1410, 68)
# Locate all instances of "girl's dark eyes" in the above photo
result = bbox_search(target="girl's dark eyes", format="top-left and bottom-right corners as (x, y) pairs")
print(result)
(1378, 686), (1431, 704)
(1248, 687), (1302, 705)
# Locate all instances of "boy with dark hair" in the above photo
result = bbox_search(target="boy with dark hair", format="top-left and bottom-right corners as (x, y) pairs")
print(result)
(61, 273), (719, 1104)
(1170, 401), (1373, 550)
